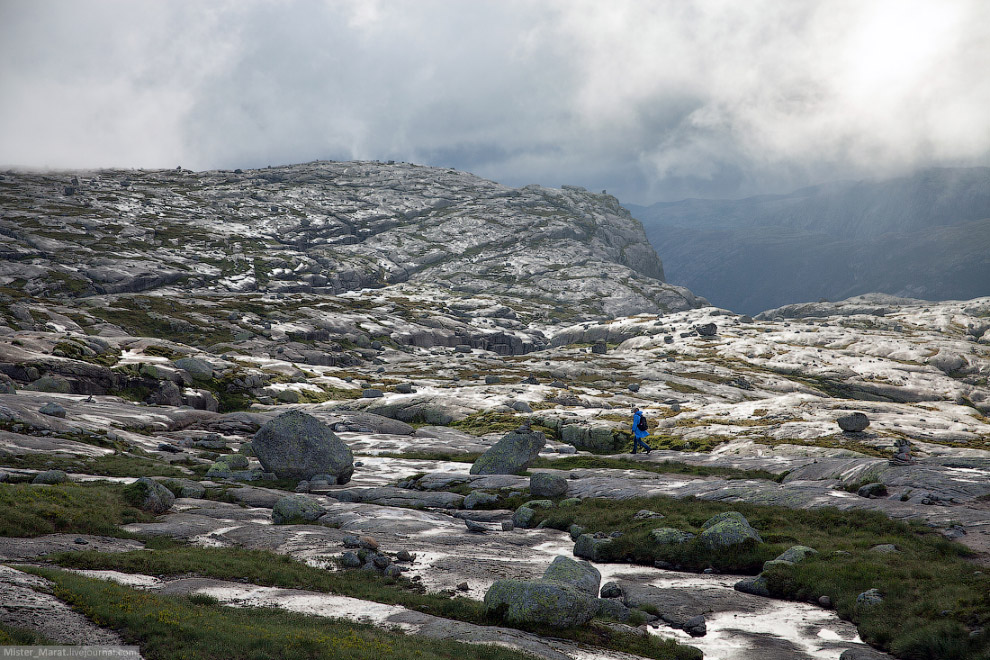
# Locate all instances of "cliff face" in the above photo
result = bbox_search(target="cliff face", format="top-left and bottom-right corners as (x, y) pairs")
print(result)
(0, 161), (704, 320)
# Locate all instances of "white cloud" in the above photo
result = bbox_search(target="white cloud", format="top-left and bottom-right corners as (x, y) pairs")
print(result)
(1, 0), (987, 202)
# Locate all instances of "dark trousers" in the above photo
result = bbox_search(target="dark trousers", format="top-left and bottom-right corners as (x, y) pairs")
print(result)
(632, 436), (651, 453)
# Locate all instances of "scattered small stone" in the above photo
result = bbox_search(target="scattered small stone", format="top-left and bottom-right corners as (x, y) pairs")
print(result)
(857, 482), (887, 498)
(818, 595), (832, 608)
(591, 341), (607, 354)
(362, 388), (384, 398)
(485, 375), (501, 385)
(395, 383), (414, 394)
(341, 551), (362, 568)
(696, 323), (717, 337)
(74, 537), (89, 545)
(870, 544), (899, 554)
(633, 509), (664, 520)
(396, 550), (416, 562)
(628, 383), (640, 392)
(457, 582), (469, 591)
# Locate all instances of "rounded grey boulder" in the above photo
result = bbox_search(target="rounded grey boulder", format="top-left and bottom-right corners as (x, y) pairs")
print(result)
(699, 511), (763, 549)
(32, 469), (68, 485)
(253, 410), (354, 483)
(124, 477), (175, 514)
(530, 472), (568, 497)
(838, 412), (870, 432)
(272, 495), (326, 524)
(484, 579), (599, 628)
(470, 427), (545, 475)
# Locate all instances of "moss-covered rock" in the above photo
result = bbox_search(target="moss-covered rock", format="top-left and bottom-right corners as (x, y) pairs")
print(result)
(272, 495), (325, 524)
(542, 555), (601, 596)
(123, 477), (175, 514)
(573, 533), (614, 561)
(699, 511), (762, 549)
(512, 506), (536, 528)
(217, 453), (249, 469)
(484, 579), (599, 628)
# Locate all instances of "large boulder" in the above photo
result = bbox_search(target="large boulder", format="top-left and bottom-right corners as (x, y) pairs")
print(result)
(837, 413), (870, 433)
(698, 511), (763, 549)
(173, 357), (214, 380)
(253, 410), (354, 483)
(470, 427), (545, 475)
(484, 579), (599, 628)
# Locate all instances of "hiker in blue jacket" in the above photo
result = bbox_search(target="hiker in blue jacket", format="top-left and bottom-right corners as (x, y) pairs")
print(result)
(631, 407), (652, 454)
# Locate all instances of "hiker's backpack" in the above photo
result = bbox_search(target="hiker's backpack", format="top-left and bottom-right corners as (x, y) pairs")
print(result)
(637, 413), (648, 432)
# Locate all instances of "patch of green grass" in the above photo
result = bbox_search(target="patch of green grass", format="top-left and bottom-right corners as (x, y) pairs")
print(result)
(0, 482), (153, 537)
(529, 456), (785, 482)
(26, 568), (537, 660)
(449, 411), (523, 436)
(0, 622), (58, 645)
(54, 340), (120, 366)
(47, 547), (699, 659)
(665, 381), (701, 394)
(532, 495), (989, 658)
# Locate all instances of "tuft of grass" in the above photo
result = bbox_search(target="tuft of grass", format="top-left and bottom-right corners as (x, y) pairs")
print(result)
(532, 495), (990, 658)
(47, 546), (700, 659)
(0, 622), (58, 645)
(0, 482), (153, 537)
(26, 567), (538, 660)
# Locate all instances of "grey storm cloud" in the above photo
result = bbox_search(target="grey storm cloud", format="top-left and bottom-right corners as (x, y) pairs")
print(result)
(1, 0), (988, 202)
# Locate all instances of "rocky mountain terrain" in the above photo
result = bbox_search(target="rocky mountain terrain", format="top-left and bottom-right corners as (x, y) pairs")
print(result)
(2, 162), (990, 660)
(626, 167), (990, 314)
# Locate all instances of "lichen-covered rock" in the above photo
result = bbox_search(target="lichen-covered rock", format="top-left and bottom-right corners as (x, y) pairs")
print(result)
(856, 588), (884, 607)
(205, 462), (234, 479)
(774, 545), (818, 564)
(542, 555), (601, 597)
(217, 453), (249, 469)
(32, 469), (68, 485)
(573, 534), (614, 561)
(253, 410), (354, 483)
(272, 495), (325, 524)
(123, 477), (175, 514)
(699, 511), (762, 548)
(173, 357), (214, 380)
(0, 374), (16, 394)
(463, 490), (498, 509)
(26, 375), (72, 394)
(469, 427), (545, 475)
(596, 597), (632, 621)
(650, 527), (694, 545)
(530, 472), (568, 497)
(512, 506), (536, 528)
(484, 579), (599, 628)
(734, 575), (770, 597)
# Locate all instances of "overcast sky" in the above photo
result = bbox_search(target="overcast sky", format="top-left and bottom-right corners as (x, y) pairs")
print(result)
(1, 0), (988, 203)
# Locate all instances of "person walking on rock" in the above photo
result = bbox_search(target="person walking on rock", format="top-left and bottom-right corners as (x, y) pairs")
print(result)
(631, 407), (652, 454)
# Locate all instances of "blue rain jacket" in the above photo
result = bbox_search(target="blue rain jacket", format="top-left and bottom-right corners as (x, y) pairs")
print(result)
(632, 411), (650, 439)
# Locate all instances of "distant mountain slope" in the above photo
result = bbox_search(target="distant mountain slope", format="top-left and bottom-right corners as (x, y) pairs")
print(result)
(0, 162), (704, 321)
(626, 167), (990, 314)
